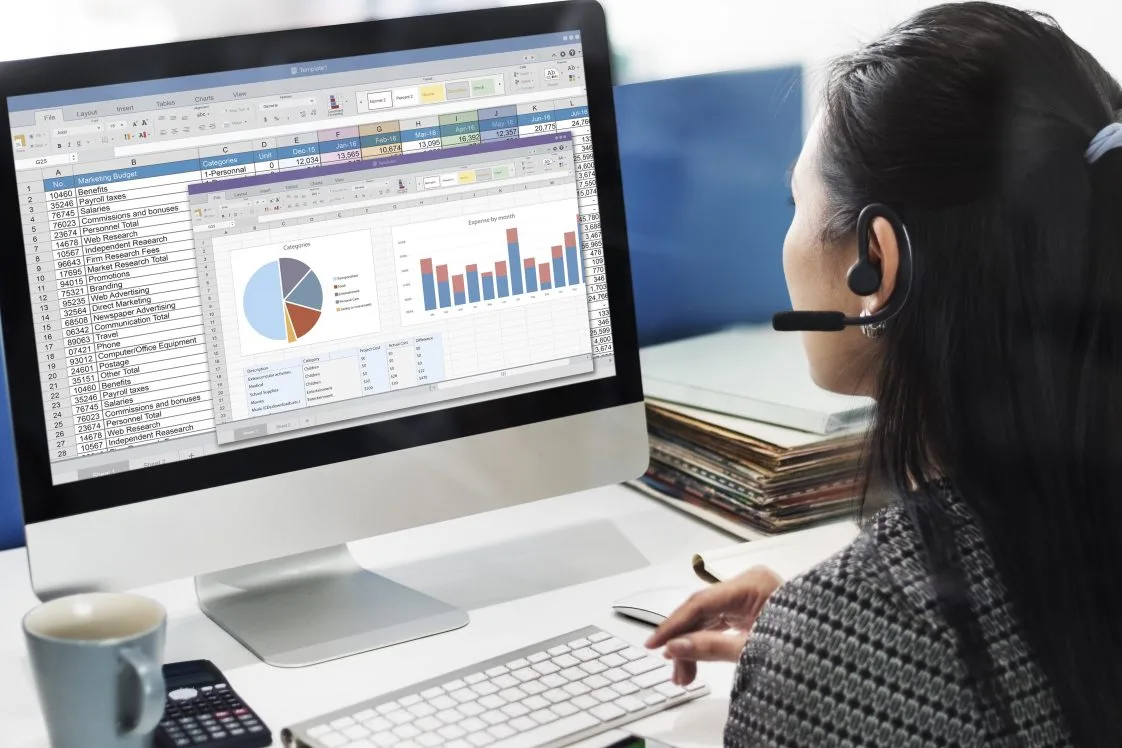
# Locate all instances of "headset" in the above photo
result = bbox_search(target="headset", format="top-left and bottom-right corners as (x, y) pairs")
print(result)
(772, 203), (914, 332)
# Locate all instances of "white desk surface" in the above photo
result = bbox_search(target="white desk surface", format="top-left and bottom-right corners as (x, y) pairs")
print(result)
(0, 484), (804, 748)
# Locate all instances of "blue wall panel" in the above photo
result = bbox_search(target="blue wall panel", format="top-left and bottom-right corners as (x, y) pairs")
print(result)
(615, 66), (803, 346)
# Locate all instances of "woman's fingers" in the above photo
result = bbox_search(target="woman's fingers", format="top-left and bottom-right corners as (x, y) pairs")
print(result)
(664, 630), (750, 665)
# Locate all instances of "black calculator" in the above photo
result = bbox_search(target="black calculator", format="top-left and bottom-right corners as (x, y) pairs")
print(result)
(156, 659), (271, 748)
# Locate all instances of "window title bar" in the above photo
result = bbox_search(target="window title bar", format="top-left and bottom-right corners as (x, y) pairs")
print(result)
(8, 32), (580, 112)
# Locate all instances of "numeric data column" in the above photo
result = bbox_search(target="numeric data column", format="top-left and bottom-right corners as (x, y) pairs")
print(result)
(22, 169), (76, 459)
(554, 96), (610, 355)
(45, 168), (107, 456)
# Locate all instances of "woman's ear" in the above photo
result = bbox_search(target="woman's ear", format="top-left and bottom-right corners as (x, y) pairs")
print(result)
(866, 216), (900, 313)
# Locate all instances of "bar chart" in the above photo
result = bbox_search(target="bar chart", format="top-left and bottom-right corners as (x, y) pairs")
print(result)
(395, 199), (583, 324)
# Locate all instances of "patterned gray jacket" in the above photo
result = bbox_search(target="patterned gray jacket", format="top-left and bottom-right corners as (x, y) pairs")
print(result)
(724, 488), (1071, 746)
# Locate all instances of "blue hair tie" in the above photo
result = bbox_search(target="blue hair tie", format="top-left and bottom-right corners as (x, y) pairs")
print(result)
(1086, 121), (1122, 164)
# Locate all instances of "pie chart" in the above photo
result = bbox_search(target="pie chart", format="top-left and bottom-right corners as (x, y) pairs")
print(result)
(243, 257), (323, 343)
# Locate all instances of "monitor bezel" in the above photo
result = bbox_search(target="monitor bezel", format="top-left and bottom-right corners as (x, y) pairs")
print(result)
(0, 0), (643, 525)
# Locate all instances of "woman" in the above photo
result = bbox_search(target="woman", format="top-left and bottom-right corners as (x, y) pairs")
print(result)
(646, 3), (1122, 746)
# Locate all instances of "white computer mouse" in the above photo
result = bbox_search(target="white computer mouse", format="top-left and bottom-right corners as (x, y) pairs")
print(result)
(611, 586), (695, 625)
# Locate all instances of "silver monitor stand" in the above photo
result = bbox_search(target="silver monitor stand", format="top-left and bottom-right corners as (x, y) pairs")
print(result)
(195, 544), (468, 667)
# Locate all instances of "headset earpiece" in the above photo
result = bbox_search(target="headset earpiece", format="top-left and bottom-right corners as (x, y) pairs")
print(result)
(846, 260), (881, 296)
(846, 204), (884, 296)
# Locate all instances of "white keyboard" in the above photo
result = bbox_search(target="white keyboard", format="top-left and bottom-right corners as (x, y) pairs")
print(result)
(281, 626), (708, 748)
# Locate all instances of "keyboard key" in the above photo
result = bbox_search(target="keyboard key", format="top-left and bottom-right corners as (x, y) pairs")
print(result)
(617, 696), (646, 713)
(632, 666), (673, 689)
(588, 631), (611, 643)
(687, 681), (707, 692)
(461, 717), (487, 733)
(331, 717), (356, 730)
(624, 658), (662, 676)
(584, 674), (610, 689)
(420, 688), (444, 700)
(523, 695), (549, 711)
(590, 703), (626, 722)
(541, 674), (567, 689)
(642, 691), (667, 706)
(343, 725), (370, 739)
(397, 742), (421, 748)
(484, 666), (508, 678)
(386, 710), (413, 725)
(417, 734), (442, 747)
(344, 739), (374, 748)
(438, 724), (466, 740)
(530, 709), (558, 725)
(371, 731), (396, 746)
(591, 688), (619, 703)
(543, 689), (569, 704)
(511, 668), (537, 683)
(506, 659), (530, 671)
(459, 702), (485, 717)
(451, 688), (477, 704)
(510, 716), (537, 732)
(488, 724), (516, 740)
(492, 675), (519, 689)
(465, 673), (487, 685)
(601, 653), (626, 668)
(448, 740), (472, 748)
(376, 702), (400, 715)
(320, 735), (346, 748)
(363, 716), (393, 732)
(400, 694), (423, 707)
(560, 667), (585, 682)
(531, 662), (559, 676)
(471, 682), (498, 697)
(468, 733), (495, 746)
(501, 703), (529, 718)
(551, 701), (579, 717)
(499, 687), (527, 702)
(572, 648), (598, 662)
(394, 724), (422, 739)
(621, 647), (647, 662)
(437, 709), (464, 724)
(431, 695), (457, 710)
(655, 682), (686, 698)
(481, 710), (507, 725)
(521, 681), (546, 696)
(490, 713), (601, 748)
(612, 681), (640, 696)
(579, 661), (607, 675)
(528, 652), (549, 664)
(568, 638), (591, 649)
(572, 695), (598, 710)
(443, 680), (467, 692)
(592, 639), (627, 655)
(416, 717), (443, 732)
(605, 668), (630, 683)
(478, 695), (506, 710)
(563, 682), (590, 697)
(547, 645), (570, 657)
(552, 654), (579, 669)
(408, 703), (436, 719)
(309, 724), (333, 737)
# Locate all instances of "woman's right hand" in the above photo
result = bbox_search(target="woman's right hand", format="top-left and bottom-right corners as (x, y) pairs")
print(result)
(644, 566), (783, 685)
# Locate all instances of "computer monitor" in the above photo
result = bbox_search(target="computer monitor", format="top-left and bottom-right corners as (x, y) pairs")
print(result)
(0, 0), (645, 666)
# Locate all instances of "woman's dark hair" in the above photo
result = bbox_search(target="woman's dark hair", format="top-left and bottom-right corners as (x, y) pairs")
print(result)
(819, 2), (1122, 744)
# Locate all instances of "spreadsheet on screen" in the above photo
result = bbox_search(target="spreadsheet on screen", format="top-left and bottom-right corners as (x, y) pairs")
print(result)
(8, 32), (614, 485)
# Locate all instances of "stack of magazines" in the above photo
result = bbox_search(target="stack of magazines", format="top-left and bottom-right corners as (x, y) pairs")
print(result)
(629, 326), (873, 538)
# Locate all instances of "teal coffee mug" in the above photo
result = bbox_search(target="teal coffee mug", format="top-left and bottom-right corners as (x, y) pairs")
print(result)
(23, 592), (167, 748)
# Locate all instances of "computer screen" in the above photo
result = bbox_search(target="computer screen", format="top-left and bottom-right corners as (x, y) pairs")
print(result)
(8, 30), (616, 486)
